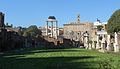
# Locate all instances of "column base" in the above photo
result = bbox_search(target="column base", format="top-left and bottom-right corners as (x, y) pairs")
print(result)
(107, 44), (111, 51)
(96, 43), (99, 49)
(114, 44), (119, 52)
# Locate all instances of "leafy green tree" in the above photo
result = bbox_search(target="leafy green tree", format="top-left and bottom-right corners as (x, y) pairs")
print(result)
(23, 25), (41, 37)
(97, 25), (103, 31)
(106, 9), (120, 34)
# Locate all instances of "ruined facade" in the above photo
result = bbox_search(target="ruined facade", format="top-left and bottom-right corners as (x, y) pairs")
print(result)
(0, 12), (26, 51)
(39, 16), (63, 38)
(63, 14), (107, 42)
(63, 21), (97, 41)
(0, 12), (5, 29)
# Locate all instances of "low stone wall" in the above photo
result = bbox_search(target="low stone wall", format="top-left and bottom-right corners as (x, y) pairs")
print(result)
(38, 36), (73, 48)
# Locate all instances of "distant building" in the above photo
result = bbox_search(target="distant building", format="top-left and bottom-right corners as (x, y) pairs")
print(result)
(63, 15), (108, 42)
(39, 26), (63, 37)
(94, 19), (107, 26)
(0, 12), (7, 40)
(94, 19), (107, 31)
(5, 23), (13, 28)
(0, 12), (25, 51)
(39, 16), (63, 38)
(0, 12), (5, 29)
(63, 20), (96, 41)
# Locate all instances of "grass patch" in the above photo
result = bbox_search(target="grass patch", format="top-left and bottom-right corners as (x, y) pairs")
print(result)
(0, 47), (120, 69)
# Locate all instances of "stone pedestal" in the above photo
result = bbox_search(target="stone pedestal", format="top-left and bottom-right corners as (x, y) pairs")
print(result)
(85, 43), (88, 49)
(101, 43), (105, 49)
(114, 43), (119, 52)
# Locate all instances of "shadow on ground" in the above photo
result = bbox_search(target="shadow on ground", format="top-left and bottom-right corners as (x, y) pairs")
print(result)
(2, 48), (86, 56)
(0, 48), (99, 69)
(0, 56), (98, 69)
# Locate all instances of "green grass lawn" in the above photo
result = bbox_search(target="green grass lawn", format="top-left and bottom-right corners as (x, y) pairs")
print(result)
(0, 47), (120, 69)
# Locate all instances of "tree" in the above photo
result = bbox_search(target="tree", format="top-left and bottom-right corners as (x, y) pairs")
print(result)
(97, 25), (103, 31)
(23, 25), (41, 38)
(106, 9), (120, 34)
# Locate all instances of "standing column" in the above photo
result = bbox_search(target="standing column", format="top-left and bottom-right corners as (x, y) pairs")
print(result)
(51, 21), (53, 37)
(58, 28), (59, 36)
(46, 21), (48, 36)
(101, 35), (105, 50)
(84, 33), (88, 49)
(85, 37), (88, 43)
(84, 33), (88, 44)
(82, 36), (84, 42)
(55, 21), (58, 39)
(96, 35), (99, 49)
(114, 32), (119, 52)
(107, 35), (111, 50)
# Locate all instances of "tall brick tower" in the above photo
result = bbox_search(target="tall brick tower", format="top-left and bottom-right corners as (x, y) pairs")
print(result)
(77, 14), (80, 24)
(0, 12), (5, 29)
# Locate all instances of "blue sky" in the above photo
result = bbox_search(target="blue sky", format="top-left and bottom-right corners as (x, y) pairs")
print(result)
(0, 0), (119, 28)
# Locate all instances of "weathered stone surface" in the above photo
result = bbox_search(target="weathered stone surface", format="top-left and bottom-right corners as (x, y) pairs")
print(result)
(114, 32), (119, 52)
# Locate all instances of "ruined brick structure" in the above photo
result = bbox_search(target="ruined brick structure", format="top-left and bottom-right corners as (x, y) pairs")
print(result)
(0, 12), (5, 29)
(63, 21), (97, 42)
(0, 12), (26, 51)
(63, 14), (108, 43)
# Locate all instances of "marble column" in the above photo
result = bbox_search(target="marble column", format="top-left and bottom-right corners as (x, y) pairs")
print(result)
(82, 36), (84, 42)
(101, 35), (105, 49)
(114, 32), (119, 52)
(58, 28), (59, 36)
(84, 33), (88, 44)
(84, 36), (88, 48)
(107, 35), (111, 50)
(55, 21), (58, 39)
(46, 21), (48, 36)
(51, 21), (53, 37)
(96, 35), (99, 49)
(85, 36), (88, 44)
